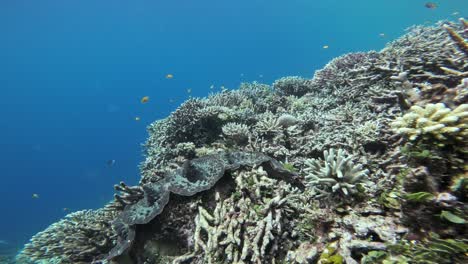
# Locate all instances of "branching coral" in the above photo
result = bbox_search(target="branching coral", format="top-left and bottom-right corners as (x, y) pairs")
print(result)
(303, 148), (369, 199)
(273, 76), (312, 97)
(222, 122), (250, 145)
(392, 103), (468, 144)
(255, 111), (281, 136)
(17, 209), (118, 263)
(174, 166), (300, 264)
(443, 18), (468, 56)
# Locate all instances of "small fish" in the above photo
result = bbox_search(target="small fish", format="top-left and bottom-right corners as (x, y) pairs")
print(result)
(425, 2), (437, 9)
(135, 117), (141, 121)
(240, 73), (244, 77)
(63, 208), (69, 212)
(210, 85), (215, 90)
(187, 88), (192, 94)
(140, 96), (150, 104)
(379, 33), (386, 37)
(32, 193), (39, 199)
(107, 159), (116, 166)
(452, 12), (459, 16)
(259, 74), (263, 78)
(323, 45), (329, 49)
(0, 240), (8, 245)
(166, 74), (174, 79)
(169, 99), (175, 103)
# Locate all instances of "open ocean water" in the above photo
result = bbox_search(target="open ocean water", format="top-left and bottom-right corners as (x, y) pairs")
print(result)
(0, 0), (466, 262)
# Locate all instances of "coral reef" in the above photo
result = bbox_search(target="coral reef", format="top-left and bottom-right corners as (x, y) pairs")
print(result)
(18, 19), (468, 264)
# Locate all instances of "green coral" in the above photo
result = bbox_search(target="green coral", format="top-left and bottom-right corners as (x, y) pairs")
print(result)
(318, 242), (343, 264)
(282, 162), (297, 172)
(303, 148), (369, 199)
(392, 103), (468, 145)
(450, 173), (468, 194)
(386, 234), (468, 264)
(439, 210), (466, 224)
(378, 191), (401, 209)
(404, 192), (435, 203)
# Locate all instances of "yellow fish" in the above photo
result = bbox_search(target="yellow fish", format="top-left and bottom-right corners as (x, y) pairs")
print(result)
(32, 193), (39, 199)
(135, 117), (141, 121)
(140, 96), (150, 104)
(166, 74), (174, 79)
(323, 45), (329, 49)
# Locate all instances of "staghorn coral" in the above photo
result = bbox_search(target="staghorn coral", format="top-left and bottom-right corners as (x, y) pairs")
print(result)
(392, 103), (468, 144)
(174, 166), (301, 264)
(273, 76), (311, 97)
(443, 18), (468, 56)
(222, 122), (250, 145)
(17, 209), (118, 263)
(303, 148), (369, 199)
(254, 111), (281, 136)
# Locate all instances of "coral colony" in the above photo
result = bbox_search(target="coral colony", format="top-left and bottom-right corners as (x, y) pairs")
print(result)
(17, 20), (467, 264)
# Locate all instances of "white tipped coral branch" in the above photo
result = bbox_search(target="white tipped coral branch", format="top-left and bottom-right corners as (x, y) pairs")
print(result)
(443, 21), (468, 56)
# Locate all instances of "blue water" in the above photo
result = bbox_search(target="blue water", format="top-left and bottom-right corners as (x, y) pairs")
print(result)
(0, 0), (465, 251)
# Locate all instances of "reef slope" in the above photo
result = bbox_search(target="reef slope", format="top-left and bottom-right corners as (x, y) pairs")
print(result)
(18, 20), (467, 264)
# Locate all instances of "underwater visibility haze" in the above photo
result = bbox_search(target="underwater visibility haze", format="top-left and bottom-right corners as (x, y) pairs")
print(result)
(1, 0), (467, 263)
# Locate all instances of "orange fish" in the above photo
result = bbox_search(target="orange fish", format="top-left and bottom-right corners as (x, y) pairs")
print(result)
(141, 96), (149, 104)
(166, 74), (174, 79)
